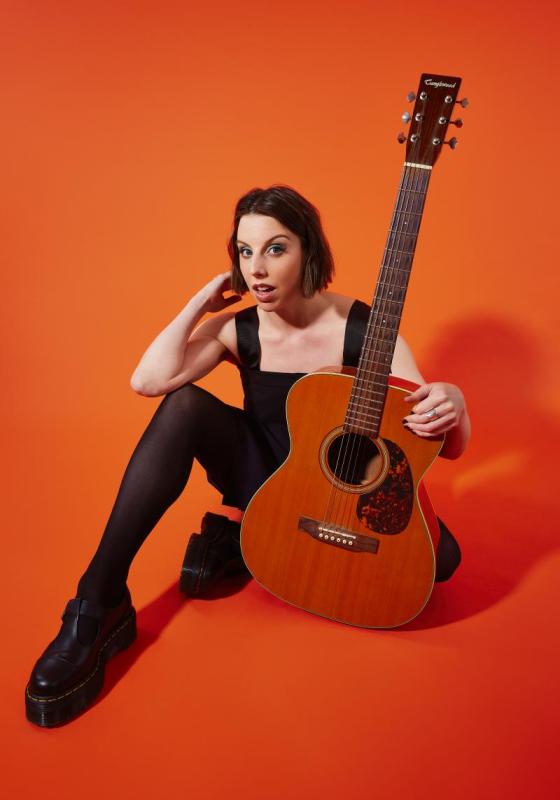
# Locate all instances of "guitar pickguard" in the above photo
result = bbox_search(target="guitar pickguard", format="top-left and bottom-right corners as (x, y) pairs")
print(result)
(356, 439), (413, 535)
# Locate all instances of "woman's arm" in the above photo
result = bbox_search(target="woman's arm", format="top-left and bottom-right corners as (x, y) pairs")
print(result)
(392, 335), (471, 460)
(130, 271), (241, 396)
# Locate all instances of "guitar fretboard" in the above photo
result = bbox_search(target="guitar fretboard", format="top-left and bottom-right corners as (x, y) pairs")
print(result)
(345, 163), (431, 436)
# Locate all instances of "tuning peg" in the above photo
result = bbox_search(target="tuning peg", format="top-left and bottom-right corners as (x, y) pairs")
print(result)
(444, 137), (458, 149)
(401, 111), (411, 123)
(456, 97), (469, 108)
(406, 91), (416, 102)
(397, 131), (407, 144)
(449, 118), (464, 127)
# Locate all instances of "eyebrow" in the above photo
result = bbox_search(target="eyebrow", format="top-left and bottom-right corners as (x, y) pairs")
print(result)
(236, 234), (290, 247)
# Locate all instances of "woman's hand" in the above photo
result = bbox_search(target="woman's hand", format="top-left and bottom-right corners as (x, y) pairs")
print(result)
(402, 382), (466, 438)
(199, 271), (242, 313)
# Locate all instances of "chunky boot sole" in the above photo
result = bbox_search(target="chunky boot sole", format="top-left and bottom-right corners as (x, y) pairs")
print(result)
(25, 607), (137, 727)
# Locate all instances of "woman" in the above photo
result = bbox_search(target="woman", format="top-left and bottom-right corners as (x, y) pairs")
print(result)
(25, 184), (471, 727)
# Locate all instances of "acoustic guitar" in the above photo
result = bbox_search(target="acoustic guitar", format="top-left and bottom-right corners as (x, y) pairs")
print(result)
(240, 73), (467, 628)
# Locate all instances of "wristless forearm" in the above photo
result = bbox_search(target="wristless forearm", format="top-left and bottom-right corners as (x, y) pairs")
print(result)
(130, 290), (210, 392)
(439, 408), (471, 460)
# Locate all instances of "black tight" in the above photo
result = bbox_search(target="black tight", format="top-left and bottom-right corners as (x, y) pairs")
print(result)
(76, 382), (276, 607)
(76, 382), (461, 609)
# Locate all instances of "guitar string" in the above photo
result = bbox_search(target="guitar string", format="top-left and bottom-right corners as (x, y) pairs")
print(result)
(337, 160), (426, 546)
(320, 161), (417, 545)
(349, 163), (429, 540)
(337, 161), (420, 541)
(335, 162), (414, 538)
(319, 161), (409, 546)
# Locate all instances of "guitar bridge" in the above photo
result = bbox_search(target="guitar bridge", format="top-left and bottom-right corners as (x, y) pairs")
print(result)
(298, 516), (379, 554)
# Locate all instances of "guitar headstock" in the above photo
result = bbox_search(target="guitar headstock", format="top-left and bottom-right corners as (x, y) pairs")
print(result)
(398, 73), (466, 167)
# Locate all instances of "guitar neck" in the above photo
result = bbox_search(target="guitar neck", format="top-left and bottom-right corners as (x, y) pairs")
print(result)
(346, 163), (431, 438)
(344, 72), (463, 439)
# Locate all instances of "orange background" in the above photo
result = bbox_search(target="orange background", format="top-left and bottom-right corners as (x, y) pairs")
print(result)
(3, 1), (559, 797)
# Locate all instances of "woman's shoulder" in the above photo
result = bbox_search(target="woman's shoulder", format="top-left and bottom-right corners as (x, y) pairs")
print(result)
(328, 292), (370, 318)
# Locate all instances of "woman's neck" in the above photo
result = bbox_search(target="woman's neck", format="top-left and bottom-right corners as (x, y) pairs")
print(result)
(257, 291), (332, 335)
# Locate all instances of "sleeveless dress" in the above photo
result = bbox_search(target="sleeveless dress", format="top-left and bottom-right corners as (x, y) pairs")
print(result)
(225, 298), (461, 581)
(234, 298), (372, 468)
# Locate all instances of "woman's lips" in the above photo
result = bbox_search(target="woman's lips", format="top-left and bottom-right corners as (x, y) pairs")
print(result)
(254, 287), (277, 302)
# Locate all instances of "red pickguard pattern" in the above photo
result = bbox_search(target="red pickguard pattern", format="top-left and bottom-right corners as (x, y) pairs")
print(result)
(356, 439), (413, 534)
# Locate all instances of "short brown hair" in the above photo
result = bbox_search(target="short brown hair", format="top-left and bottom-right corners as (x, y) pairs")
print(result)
(227, 184), (335, 298)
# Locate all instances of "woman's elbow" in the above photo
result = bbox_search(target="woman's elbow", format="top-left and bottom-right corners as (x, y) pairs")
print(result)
(130, 375), (164, 397)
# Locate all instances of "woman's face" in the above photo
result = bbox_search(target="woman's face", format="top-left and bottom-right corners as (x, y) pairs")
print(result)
(236, 213), (305, 307)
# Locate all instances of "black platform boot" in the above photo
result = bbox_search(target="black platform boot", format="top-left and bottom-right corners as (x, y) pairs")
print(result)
(180, 511), (251, 597)
(25, 587), (136, 727)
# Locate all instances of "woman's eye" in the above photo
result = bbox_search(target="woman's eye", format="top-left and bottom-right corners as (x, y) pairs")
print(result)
(238, 245), (285, 257)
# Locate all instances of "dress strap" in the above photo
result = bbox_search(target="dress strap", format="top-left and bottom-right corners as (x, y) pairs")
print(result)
(234, 306), (260, 369)
(343, 299), (371, 367)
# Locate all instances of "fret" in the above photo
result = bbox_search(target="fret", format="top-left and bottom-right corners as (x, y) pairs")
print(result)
(359, 343), (393, 358)
(392, 212), (422, 227)
(358, 345), (394, 360)
(347, 412), (382, 424)
(369, 308), (401, 320)
(371, 306), (403, 321)
(354, 376), (389, 389)
(373, 288), (405, 300)
(388, 227), (419, 236)
(356, 361), (390, 372)
(355, 379), (390, 392)
(395, 194), (427, 212)
(349, 389), (385, 403)
(376, 278), (407, 289)
(373, 298), (405, 309)
(348, 393), (385, 406)
(378, 267), (409, 280)
(345, 417), (379, 429)
(393, 208), (422, 217)
(366, 321), (400, 334)
(378, 262), (412, 272)
(358, 375), (391, 387)
(373, 293), (404, 305)
(357, 351), (393, 365)
(384, 248), (414, 257)
(360, 339), (395, 354)
(348, 400), (381, 418)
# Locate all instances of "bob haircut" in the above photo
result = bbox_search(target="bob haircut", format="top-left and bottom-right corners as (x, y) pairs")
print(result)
(227, 184), (335, 298)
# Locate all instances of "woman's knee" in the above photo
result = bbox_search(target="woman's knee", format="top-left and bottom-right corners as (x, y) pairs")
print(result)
(154, 382), (225, 435)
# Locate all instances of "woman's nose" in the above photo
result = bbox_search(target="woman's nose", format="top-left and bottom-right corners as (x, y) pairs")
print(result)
(250, 255), (269, 278)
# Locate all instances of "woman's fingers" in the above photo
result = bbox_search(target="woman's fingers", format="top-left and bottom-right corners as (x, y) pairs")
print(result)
(404, 400), (453, 425)
(404, 384), (432, 404)
(403, 411), (455, 435)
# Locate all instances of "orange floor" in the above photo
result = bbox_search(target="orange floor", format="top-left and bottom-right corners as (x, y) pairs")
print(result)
(6, 380), (558, 798)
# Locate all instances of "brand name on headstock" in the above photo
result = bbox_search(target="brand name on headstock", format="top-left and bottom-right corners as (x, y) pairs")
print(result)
(424, 78), (457, 89)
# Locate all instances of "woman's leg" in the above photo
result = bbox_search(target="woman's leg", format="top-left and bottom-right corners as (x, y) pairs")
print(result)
(75, 382), (275, 616)
(434, 518), (462, 582)
(26, 382), (276, 725)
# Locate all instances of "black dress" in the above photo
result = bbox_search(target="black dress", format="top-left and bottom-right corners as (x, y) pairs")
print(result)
(215, 299), (461, 581)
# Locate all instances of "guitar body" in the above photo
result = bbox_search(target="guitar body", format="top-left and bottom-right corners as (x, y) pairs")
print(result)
(240, 368), (444, 629)
(240, 72), (465, 628)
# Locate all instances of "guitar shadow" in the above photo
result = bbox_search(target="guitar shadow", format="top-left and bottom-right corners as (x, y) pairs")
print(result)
(399, 313), (559, 630)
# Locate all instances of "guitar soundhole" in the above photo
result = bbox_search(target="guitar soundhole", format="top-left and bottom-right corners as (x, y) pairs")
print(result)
(326, 433), (383, 487)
